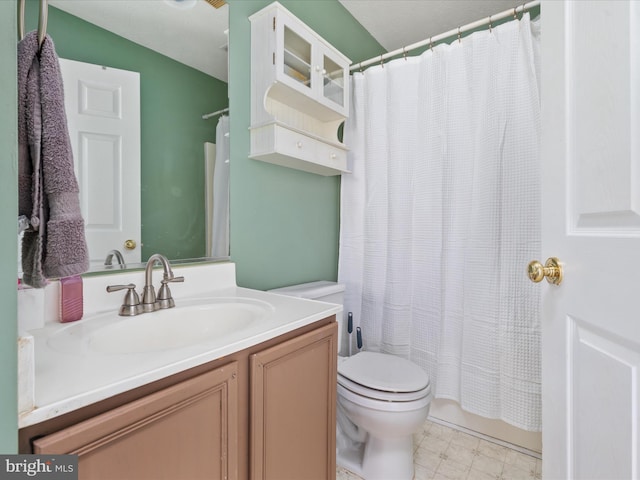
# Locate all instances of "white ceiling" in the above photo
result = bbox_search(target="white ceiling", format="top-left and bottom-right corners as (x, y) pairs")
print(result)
(48, 0), (523, 83)
(339, 0), (520, 52)
(49, 0), (230, 82)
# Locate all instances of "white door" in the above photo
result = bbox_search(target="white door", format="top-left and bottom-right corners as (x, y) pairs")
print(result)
(541, 1), (640, 478)
(59, 59), (141, 267)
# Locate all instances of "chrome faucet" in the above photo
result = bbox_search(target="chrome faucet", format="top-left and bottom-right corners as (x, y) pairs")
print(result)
(141, 254), (184, 312)
(106, 283), (143, 316)
(104, 249), (126, 269)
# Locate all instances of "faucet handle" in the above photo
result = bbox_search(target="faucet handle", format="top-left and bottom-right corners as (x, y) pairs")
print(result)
(156, 276), (184, 309)
(164, 275), (184, 283)
(106, 283), (143, 316)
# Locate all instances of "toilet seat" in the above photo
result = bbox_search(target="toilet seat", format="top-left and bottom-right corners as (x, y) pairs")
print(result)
(337, 382), (432, 413)
(338, 374), (431, 402)
(337, 352), (431, 402)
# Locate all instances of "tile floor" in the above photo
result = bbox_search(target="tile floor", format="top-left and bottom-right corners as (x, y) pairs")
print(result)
(337, 419), (542, 480)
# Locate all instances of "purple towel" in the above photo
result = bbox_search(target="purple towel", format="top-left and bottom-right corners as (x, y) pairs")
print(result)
(18, 31), (89, 288)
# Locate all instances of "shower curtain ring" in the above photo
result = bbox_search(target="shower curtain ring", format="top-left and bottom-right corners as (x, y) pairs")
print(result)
(430, 37), (434, 52)
(380, 54), (384, 68)
(513, 6), (518, 19)
(403, 47), (407, 60)
(489, 15), (492, 33)
(457, 26), (462, 43)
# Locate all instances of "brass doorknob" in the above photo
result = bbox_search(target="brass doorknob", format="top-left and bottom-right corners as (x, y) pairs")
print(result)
(527, 257), (563, 285)
(124, 239), (137, 250)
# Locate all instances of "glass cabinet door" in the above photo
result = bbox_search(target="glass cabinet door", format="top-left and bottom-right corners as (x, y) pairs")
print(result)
(272, 8), (350, 119)
(322, 54), (344, 107)
(315, 44), (349, 117)
(282, 26), (312, 90)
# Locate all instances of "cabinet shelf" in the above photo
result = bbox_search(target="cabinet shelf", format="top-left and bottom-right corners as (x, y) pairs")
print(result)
(323, 77), (344, 106)
(284, 49), (311, 85)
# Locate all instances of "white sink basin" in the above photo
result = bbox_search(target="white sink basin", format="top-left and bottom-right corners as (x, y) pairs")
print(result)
(48, 297), (274, 354)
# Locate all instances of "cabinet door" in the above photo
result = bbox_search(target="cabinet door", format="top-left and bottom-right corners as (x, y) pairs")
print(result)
(313, 43), (349, 118)
(272, 8), (349, 120)
(274, 11), (315, 98)
(251, 322), (337, 480)
(33, 363), (239, 480)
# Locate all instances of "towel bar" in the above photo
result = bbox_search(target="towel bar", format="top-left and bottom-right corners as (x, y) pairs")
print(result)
(17, 0), (48, 47)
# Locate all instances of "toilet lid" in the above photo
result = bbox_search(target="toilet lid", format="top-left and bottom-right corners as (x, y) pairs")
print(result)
(338, 351), (430, 394)
(338, 374), (431, 402)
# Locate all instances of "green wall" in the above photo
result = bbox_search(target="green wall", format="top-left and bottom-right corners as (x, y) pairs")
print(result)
(228, 0), (383, 290)
(0, 0), (18, 454)
(23, 1), (229, 261)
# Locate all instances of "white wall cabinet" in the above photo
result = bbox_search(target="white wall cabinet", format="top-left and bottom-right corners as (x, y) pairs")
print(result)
(249, 1), (350, 176)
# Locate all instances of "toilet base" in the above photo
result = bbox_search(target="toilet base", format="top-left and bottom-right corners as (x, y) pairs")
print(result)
(337, 434), (414, 480)
(337, 441), (365, 477)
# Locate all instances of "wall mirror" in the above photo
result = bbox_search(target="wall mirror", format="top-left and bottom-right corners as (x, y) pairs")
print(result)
(24, 0), (230, 273)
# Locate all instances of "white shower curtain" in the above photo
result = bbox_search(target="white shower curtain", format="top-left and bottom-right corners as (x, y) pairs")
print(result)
(339, 14), (541, 431)
(210, 114), (230, 258)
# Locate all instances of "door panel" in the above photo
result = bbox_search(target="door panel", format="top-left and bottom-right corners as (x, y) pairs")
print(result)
(568, 1), (640, 233)
(79, 133), (121, 228)
(570, 319), (639, 479)
(59, 59), (141, 266)
(541, 1), (640, 478)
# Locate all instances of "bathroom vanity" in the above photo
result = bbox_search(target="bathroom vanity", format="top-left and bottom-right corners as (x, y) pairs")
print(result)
(18, 262), (340, 480)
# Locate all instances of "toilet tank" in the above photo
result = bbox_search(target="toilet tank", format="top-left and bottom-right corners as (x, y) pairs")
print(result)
(268, 281), (346, 354)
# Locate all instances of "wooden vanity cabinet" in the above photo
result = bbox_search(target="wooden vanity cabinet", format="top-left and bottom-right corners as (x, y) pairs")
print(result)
(21, 317), (337, 480)
(251, 322), (337, 479)
(32, 363), (238, 480)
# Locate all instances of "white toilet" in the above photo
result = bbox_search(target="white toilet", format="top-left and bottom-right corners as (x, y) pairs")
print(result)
(269, 281), (432, 480)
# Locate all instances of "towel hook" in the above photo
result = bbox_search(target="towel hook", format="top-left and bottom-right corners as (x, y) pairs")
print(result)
(17, 0), (48, 47)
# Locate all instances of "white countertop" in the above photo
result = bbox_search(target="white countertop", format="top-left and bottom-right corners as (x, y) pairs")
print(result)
(18, 262), (341, 428)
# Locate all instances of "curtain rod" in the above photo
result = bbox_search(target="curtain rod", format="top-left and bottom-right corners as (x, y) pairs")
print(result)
(350, 0), (540, 71)
(202, 107), (229, 120)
